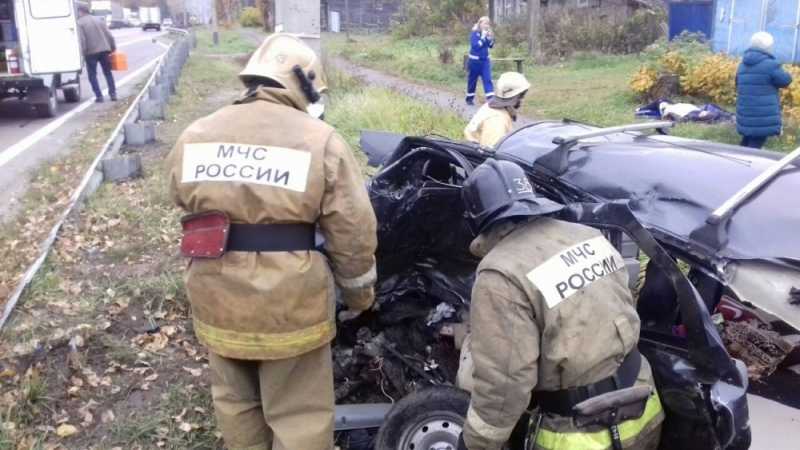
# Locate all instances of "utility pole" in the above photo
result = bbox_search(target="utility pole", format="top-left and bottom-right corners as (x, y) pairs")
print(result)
(527, 0), (540, 57)
(489, 0), (495, 22)
(211, 0), (219, 45)
(344, 0), (350, 41)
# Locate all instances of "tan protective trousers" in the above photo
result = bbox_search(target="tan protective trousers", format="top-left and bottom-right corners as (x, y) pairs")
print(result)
(209, 344), (335, 450)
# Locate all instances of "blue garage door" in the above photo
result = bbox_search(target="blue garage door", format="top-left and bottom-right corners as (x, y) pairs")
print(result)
(712, 0), (735, 53)
(669, 1), (713, 40)
(713, 0), (800, 63)
(728, 0), (765, 55)
(764, 0), (800, 63)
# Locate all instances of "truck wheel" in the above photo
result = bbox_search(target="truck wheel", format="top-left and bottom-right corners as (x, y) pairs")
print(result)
(375, 386), (470, 450)
(63, 84), (81, 103)
(33, 86), (58, 118)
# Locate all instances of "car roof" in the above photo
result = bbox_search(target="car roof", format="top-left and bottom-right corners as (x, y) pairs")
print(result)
(497, 121), (800, 263)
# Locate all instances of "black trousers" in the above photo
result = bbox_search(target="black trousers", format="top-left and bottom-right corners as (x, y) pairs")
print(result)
(85, 51), (116, 99)
(740, 135), (767, 149)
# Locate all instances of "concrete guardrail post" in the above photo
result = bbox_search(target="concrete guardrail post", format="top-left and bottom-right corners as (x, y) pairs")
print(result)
(102, 155), (143, 182)
(123, 122), (156, 146)
(139, 100), (166, 121)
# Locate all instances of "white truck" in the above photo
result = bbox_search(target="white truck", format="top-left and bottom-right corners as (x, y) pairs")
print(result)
(139, 6), (161, 32)
(0, 0), (83, 118)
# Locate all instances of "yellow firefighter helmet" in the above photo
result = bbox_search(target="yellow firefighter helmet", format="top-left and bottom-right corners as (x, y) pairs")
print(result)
(240, 33), (328, 107)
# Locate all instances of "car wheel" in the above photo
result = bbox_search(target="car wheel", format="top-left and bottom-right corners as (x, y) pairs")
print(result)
(375, 386), (470, 450)
(63, 84), (81, 103)
(34, 85), (58, 118)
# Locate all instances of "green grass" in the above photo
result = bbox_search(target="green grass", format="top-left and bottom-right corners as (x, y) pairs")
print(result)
(109, 385), (220, 449)
(325, 33), (797, 152)
(325, 33), (647, 126)
(0, 29), (241, 450)
(195, 27), (257, 55)
(327, 86), (466, 151)
(326, 34), (467, 90)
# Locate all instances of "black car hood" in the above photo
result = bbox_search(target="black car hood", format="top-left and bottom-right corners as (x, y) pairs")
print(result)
(497, 121), (800, 264)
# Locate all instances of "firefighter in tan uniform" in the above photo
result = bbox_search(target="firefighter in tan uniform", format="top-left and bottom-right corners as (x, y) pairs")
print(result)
(456, 160), (664, 450)
(166, 34), (377, 450)
(464, 72), (530, 148)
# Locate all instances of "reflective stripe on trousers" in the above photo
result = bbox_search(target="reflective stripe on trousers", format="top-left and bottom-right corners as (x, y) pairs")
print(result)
(535, 392), (663, 450)
(194, 317), (335, 360)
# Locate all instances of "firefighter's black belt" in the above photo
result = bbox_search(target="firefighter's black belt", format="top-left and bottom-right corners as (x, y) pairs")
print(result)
(228, 223), (315, 252)
(534, 350), (642, 417)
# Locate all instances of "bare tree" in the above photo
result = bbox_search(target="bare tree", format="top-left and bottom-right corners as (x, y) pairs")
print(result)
(185, 0), (214, 24)
(527, 0), (540, 57)
(215, 0), (240, 24)
(256, 0), (273, 31)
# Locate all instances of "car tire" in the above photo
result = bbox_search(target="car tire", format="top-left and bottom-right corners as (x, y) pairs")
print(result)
(33, 85), (58, 118)
(375, 386), (470, 450)
(63, 84), (81, 103)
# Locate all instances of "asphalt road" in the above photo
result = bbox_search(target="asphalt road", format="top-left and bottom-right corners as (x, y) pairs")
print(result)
(0, 28), (168, 220)
(0, 28), (165, 150)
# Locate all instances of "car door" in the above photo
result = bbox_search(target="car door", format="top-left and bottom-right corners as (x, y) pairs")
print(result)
(19, 0), (81, 74)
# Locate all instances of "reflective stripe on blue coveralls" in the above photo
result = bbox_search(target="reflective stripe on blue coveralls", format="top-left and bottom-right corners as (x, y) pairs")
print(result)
(467, 30), (494, 99)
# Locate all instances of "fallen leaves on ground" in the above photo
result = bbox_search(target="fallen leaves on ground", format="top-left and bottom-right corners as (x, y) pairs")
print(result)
(56, 423), (78, 437)
(132, 331), (170, 352)
(183, 366), (202, 377)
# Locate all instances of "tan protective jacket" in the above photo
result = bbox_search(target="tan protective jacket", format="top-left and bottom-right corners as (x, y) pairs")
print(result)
(464, 104), (514, 148)
(463, 219), (663, 450)
(77, 14), (116, 56)
(167, 87), (378, 361)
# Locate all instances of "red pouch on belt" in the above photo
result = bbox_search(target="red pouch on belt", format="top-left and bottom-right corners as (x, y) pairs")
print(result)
(180, 211), (230, 258)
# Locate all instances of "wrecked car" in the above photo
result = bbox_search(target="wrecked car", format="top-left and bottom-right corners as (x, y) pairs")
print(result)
(333, 121), (800, 450)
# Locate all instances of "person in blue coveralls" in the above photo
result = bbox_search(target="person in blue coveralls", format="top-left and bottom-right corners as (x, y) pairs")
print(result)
(466, 16), (495, 105)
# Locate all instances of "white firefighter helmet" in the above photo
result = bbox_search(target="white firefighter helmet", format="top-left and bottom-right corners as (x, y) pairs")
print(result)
(240, 33), (328, 107)
(495, 72), (530, 100)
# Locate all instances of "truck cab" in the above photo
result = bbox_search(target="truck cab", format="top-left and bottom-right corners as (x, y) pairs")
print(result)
(140, 7), (161, 31)
(0, 0), (83, 117)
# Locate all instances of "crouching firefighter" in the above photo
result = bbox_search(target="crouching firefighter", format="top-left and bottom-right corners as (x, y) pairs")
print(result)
(455, 159), (664, 450)
(166, 33), (378, 450)
(464, 72), (530, 149)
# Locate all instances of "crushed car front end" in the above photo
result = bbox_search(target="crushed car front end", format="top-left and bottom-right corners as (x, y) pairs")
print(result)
(333, 125), (772, 449)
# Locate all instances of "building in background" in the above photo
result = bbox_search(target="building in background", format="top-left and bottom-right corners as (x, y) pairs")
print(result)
(321, 0), (401, 32)
(666, 0), (712, 40)
(490, 0), (661, 24)
(274, 0), (321, 52)
(712, 0), (800, 64)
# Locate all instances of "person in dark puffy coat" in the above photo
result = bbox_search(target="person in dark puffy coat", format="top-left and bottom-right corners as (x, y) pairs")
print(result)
(736, 32), (793, 149)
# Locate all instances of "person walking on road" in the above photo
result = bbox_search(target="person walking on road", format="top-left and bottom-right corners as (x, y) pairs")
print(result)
(77, 2), (117, 102)
(167, 33), (378, 450)
(736, 31), (793, 149)
(466, 16), (495, 105)
(456, 160), (664, 450)
(464, 72), (529, 148)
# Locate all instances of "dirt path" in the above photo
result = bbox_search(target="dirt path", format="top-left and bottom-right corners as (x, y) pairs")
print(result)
(239, 29), (534, 127)
(329, 57), (480, 121)
(329, 57), (535, 127)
